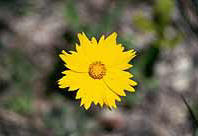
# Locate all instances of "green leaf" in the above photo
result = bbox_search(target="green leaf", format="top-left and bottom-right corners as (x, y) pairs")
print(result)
(133, 11), (155, 33)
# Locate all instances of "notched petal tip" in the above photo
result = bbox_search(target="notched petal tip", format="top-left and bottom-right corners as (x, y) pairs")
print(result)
(93, 101), (98, 105)
(77, 32), (91, 45)
(91, 37), (97, 45)
(77, 32), (83, 37)
(59, 50), (69, 63)
(99, 102), (104, 108)
(76, 89), (83, 99)
(82, 32), (87, 37)
(116, 96), (121, 102)
(130, 80), (138, 86)
(111, 102), (117, 109)
(68, 87), (78, 91)
(59, 54), (65, 60)
(61, 50), (68, 55)
(121, 92), (126, 96)
(58, 85), (67, 89)
(100, 35), (105, 40)
(128, 86), (136, 92)
(61, 70), (68, 75)
(81, 32), (89, 39)
(98, 35), (105, 45)
(105, 32), (118, 45)
(80, 97), (92, 110)
(77, 32), (85, 41)
(107, 32), (117, 40)
(84, 102), (92, 110)
(110, 32), (118, 37)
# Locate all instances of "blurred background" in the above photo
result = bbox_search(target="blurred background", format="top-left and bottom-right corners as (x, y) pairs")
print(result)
(0, 0), (198, 136)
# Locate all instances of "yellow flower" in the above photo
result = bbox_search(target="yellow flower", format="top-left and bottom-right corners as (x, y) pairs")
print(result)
(58, 32), (137, 110)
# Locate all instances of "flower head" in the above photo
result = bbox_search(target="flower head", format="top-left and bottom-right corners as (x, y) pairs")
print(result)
(58, 32), (137, 110)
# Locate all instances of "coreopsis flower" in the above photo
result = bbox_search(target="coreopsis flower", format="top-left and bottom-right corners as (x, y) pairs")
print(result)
(58, 32), (137, 110)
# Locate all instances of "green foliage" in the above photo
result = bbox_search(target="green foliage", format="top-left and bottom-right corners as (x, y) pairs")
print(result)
(177, 0), (198, 35)
(133, 12), (155, 33)
(64, 0), (79, 29)
(195, 129), (198, 136)
(63, 0), (124, 35)
(43, 96), (92, 136)
(154, 0), (174, 26)
(132, 0), (183, 82)
(0, 49), (35, 115)
(182, 97), (198, 136)
(192, 103), (198, 123)
(3, 50), (34, 92)
(117, 35), (135, 49)
(123, 91), (141, 109)
(0, 0), (30, 16)
(3, 95), (33, 115)
(133, 0), (182, 48)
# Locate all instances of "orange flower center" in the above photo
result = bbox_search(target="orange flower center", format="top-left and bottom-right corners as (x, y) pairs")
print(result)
(89, 61), (106, 79)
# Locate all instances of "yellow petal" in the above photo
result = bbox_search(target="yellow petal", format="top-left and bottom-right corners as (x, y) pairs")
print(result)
(104, 32), (117, 46)
(58, 70), (121, 109)
(78, 32), (91, 47)
(91, 37), (97, 46)
(104, 68), (137, 95)
(59, 50), (89, 72)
